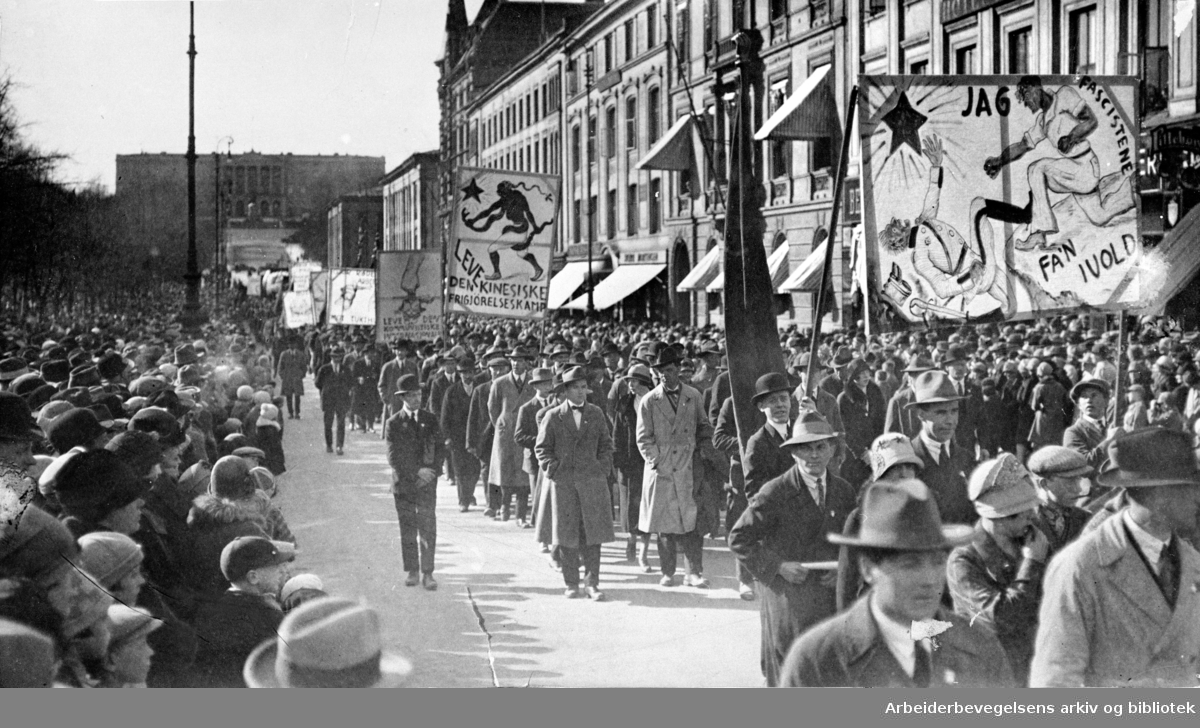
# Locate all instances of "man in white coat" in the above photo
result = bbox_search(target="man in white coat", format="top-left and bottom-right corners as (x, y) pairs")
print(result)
(637, 346), (714, 588)
(1029, 428), (1200, 687)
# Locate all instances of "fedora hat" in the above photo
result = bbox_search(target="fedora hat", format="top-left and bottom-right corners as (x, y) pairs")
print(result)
(507, 346), (535, 361)
(828, 479), (973, 551)
(561, 366), (588, 386)
(484, 346), (509, 367)
(651, 346), (684, 369)
(0, 392), (41, 442)
(1096, 427), (1200, 489)
(697, 340), (724, 357)
(902, 355), (936, 374)
(528, 367), (555, 385)
(751, 372), (792, 405)
(830, 346), (855, 368)
(393, 374), (420, 395)
(244, 596), (412, 688)
(781, 411), (839, 448)
(942, 345), (969, 365)
(905, 371), (966, 408)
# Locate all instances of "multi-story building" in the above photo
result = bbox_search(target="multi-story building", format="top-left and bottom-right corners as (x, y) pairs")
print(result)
(382, 151), (440, 251)
(327, 191), (384, 270)
(115, 152), (385, 274)
(438, 0), (1200, 326)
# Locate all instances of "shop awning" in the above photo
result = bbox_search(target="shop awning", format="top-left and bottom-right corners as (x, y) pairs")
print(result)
(767, 242), (791, 289)
(547, 261), (600, 309)
(675, 245), (722, 292)
(561, 264), (666, 311)
(754, 65), (839, 141)
(779, 241), (829, 292)
(1143, 203), (1200, 312)
(635, 116), (694, 171)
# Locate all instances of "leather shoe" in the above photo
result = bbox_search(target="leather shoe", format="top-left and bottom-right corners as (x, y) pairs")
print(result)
(659, 575), (675, 587)
(336, 447), (344, 456)
(404, 571), (419, 587)
(685, 574), (710, 588)
(564, 587), (582, 599)
(584, 586), (606, 602)
(421, 574), (438, 591)
(639, 557), (654, 573)
(738, 583), (756, 601)
(326, 445), (333, 453)
(483, 508), (496, 518)
(460, 505), (470, 513)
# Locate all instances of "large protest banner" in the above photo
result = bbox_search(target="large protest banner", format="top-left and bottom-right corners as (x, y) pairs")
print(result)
(327, 268), (376, 326)
(445, 167), (560, 319)
(290, 261), (323, 292)
(282, 291), (316, 328)
(376, 250), (443, 343)
(859, 75), (1140, 333)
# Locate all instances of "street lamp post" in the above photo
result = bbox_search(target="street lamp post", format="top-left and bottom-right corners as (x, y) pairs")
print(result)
(180, 0), (205, 331)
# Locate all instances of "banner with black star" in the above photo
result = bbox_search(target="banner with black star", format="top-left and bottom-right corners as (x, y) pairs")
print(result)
(446, 167), (562, 320)
(858, 75), (1142, 334)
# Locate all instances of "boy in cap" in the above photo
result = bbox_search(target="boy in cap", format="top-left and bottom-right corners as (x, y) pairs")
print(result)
(385, 374), (445, 591)
(729, 412), (857, 686)
(947, 454), (1049, 685)
(1030, 428), (1200, 687)
(190, 536), (294, 688)
(1025, 445), (1093, 554)
(779, 479), (1012, 687)
(1062, 378), (1118, 472)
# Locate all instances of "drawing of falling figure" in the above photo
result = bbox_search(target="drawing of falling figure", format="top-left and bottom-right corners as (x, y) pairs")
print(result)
(393, 255), (437, 321)
(336, 273), (372, 319)
(461, 180), (551, 281)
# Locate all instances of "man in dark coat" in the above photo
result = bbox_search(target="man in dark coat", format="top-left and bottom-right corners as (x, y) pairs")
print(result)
(314, 348), (353, 455)
(613, 365), (654, 568)
(535, 367), (615, 600)
(386, 374), (446, 591)
(276, 339), (307, 420)
(883, 355), (934, 439)
(512, 367), (557, 528)
(907, 371), (977, 525)
(779, 479), (1013, 687)
(190, 536), (293, 688)
(713, 392), (762, 600)
(1026, 445), (1093, 555)
(377, 340), (420, 437)
(467, 353), (505, 514)
(942, 345), (984, 457)
(1061, 378), (1117, 472)
(441, 353), (483, 512)
(729, 411), (857, 687)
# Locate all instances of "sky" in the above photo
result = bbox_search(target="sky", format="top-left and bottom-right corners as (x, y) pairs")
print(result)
(0, 0), (490, 191)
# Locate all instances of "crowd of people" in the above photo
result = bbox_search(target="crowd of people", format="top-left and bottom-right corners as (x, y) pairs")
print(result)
(2, 288), (1200, 688)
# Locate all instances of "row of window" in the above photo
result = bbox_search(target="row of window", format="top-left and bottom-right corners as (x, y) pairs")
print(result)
(569, 87), (663, 172)
(384, 184), (423, 251)
(566, 4), (661, 96)
(481, 76), (562, 150)
(570, 178), (663, 244)
(231, 166), (282, 196)
(480, 133), (562, 176)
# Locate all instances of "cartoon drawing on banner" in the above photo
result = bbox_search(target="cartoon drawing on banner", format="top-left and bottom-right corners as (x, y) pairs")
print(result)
(394, 254), (438, 320)
(447, 167), (560, 319)
(860, 75), (1140, 333)
(327, 269), (376, 326)
(377, 250), (442, 343)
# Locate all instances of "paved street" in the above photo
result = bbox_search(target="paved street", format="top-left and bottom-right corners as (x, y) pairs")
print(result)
(272, 382), (762, 688)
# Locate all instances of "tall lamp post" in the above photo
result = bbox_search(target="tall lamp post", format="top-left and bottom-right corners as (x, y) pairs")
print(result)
(180, 0), (205, 330)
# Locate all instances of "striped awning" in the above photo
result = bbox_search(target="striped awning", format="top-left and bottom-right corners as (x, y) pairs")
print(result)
(675, 245), (722, 292)
(779, 241), (830, 292)
(754, 65), (840, 141)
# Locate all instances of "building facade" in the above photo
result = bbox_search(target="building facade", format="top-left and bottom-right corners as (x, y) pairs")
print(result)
(438, 0), (1200, 326)
(327, 192), (384, 270)
(382, 151), (440, 252)
(115, 152), (385, 274)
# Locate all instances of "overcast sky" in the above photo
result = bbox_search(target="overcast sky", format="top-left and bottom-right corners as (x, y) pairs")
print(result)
(0, 0), (490, 191)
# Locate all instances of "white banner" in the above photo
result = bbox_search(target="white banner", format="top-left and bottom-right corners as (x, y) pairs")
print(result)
(445, 167), (559, 319)
(377, 251), (443, 343)
(282, 292), (316, 329)
(310, 271), (329, 321)
(290, 261), (323, 292)
(327, 268), (376, 326)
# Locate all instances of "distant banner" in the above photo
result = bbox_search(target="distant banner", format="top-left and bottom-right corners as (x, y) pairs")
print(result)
(291, 261), (323, 292)
(327, 268), (376, 326)
(377, 250), (443, 343)
(445, 167), (560, 319)
(282, 292), (316, 329)
(860, 75), (1140, 333)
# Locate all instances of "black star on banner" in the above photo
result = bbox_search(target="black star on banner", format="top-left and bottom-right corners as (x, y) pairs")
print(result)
(881, 91), (927, 155)
(461, 178), (484, 203)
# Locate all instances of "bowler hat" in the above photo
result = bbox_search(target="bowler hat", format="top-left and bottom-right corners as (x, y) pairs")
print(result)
(393, 374), (420, 395)
(55, 449), (149, 523)
(1069, 377), (1109, 400)
(127, 406), (186, 448)
(905, 371), (966, 408)
(828, 479), (973, 550)
(781, 411), (839, 448)
(244, 596), (412, 688)
(751, 372), (791, 405)
(0, 392), (41, 442)
(1096, 427), (1200, 489)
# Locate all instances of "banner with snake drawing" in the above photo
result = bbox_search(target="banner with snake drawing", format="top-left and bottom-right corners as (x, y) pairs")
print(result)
(446, 167), (560, 319)
(859, 75), (1141, 334)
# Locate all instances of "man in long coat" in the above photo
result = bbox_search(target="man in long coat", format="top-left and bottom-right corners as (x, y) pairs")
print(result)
(314, 348), (353, 455)
(441, 353), (483, 512)
(489, 346), (536, 522)
(535, 367), (615, 600)
(276, 339), (307, 420)
(468, 349), (506, 515)
(377, 339), (420, 439)
(512, 367), (556, 528)
(637, 346), (713, 588)
(386, 374), (446, 591)
(729, 412), (857, 686)
(1030, 428), (1200, 687)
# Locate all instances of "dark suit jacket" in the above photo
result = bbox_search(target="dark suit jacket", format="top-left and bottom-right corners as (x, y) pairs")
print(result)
(951, 378), (983, 454)
(314, 361), (354, 412)
(779, 594), (1015, 687)
(465, 379), (494, 461)
(515, 395), (552, 474)
(910, 435), (977, 525)
(1062, 417), (1109, 472)
(440, 377), (474, 448)
(706, 371), (732, 426)
(385, 406), (445, 493)
(742, 422), (794, 500)
(884, 387), (921, 439)
(426, 371), (455, 415)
